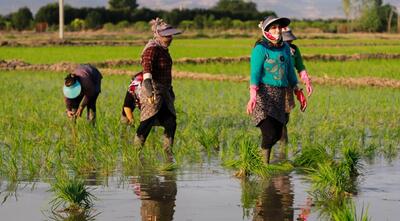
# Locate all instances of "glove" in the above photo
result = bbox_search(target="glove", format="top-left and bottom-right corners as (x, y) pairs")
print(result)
(299, 70), (313, 97)
(246, 85), (258, 114)
(294, 88), (307, 112)
(142, 78), (153, 97)
(142, 78), (155, 104)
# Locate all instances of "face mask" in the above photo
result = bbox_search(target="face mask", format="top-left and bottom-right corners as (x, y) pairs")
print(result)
(263, 31), (282, 42)
(270, 33), (281, 40)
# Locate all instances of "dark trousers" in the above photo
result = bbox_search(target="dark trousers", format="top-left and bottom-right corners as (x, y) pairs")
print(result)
(136, 102), (176, 146)
(69, 94), (99, 121)
(280, 113), (290, 143)
(258, 116), (283, 149)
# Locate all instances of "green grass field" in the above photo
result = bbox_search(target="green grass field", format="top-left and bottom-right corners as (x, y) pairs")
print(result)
(171, 59), (400, 80)
(1, 38), (400, 64)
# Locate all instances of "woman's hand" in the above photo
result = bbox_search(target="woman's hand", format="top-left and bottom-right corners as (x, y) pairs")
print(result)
(246, 86), (258, 114)
(299, 70), (313, 97)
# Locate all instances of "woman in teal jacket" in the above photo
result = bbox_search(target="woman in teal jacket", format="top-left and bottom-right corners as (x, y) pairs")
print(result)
(246, 16), (307, 164)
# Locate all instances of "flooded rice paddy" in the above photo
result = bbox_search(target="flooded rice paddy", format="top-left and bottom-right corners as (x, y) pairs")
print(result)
(1, 71), (399, 220)
(1, 156), (399, 220)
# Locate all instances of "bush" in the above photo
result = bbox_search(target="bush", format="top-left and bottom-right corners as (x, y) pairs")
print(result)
(103, 22), (117, 31)
(232, 19), (244, 29)
(116, 20), (130, 29)
(132, 21), (149, 32)
(69, 18), (85, 31)
(85, 11), (103, 29)
(179, 20), (194, 30)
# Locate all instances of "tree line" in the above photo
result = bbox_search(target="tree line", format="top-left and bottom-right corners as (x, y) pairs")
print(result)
(0, 0), (398, 33)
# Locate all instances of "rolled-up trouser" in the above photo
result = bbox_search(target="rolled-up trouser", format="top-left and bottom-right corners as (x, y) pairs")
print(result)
(86, 94), (98, 121)
(258, 116), (283, 149)
(136, 101), (176, 148)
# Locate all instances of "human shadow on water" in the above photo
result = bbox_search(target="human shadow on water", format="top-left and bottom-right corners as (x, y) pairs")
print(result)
(132, 168), (177, 221)
(252, 175), (295, 221)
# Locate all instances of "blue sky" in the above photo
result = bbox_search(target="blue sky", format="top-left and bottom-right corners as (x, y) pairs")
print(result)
(1, 0), (399, 19)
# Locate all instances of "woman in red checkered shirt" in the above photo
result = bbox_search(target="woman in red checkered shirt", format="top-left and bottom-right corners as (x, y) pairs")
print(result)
(134, 18), (182, 162)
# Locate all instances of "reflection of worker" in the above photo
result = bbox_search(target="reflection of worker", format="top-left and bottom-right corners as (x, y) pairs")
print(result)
(63, 64), (102, 124)
(297, 197), (313, 221)
(253, 175), (294, 221)
(121, 72), (143, 125)
(133, 171), (177, 221)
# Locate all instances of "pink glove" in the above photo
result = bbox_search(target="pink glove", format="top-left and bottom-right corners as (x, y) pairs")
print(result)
(299, 70), (313, 97)
(294, 88), (307, 112)
(246, 85), (258, 114)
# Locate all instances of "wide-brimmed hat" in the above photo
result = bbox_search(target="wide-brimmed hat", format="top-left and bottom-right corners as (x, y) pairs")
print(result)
(282, 27), (297, 41)
(260, 16), (291, 31)
(63, 81), (81, 99)
(157, 24), (182, 37)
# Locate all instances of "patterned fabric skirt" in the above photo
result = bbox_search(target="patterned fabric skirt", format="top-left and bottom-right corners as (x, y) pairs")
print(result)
(284, 87), (295, 113)
(139, 84), (176, 122)
(252, 84), (288, 126)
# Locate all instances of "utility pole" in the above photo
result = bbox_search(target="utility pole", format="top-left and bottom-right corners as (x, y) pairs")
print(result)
(59, 0), (64, 39)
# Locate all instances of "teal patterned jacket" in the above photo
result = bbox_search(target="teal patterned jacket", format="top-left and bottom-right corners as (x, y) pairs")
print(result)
(250, 39), (298, 88)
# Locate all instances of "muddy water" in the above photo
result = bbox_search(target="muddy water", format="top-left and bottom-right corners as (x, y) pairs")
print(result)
(0, 157), (399, 221)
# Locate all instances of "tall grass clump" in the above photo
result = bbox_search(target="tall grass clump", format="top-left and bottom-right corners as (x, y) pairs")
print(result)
(223, 138), (293, 178)
(293, 143), (333, 168)
(195, 126), (220, 154)
(50, 176), (96, 212)
(309, 146), (362, 201)
(317, 198), (371, 221)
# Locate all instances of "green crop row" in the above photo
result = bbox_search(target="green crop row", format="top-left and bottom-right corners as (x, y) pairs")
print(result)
(1, 38), (400, 64)
(170, 59), (400, 80)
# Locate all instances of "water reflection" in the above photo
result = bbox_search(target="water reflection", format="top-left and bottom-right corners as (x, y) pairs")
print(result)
(252, 175), (294, 221)
(133, 170), (177, 221)
(47, 209), (99, 221)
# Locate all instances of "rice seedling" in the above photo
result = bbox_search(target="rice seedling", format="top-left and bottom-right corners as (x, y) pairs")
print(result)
(223, 138), (293, 178)
(47, 208), (99, 221)
(331, 201), (370, 221)
(49, 176), (96, 212)
(308, 161), (357, 201)
(195, 126), (220, 152)
(293, 143), (333, 168)
(315, 197), (370, 221)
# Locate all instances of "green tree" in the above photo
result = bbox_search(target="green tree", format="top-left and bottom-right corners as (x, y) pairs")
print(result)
(85, 11), (103, 29)
(342, 0), (352, 20)
(213, 0), (258, 13)
(108, 0), (138, 11)
(35, 3), (59, 25)
(11, 7), (33, 30)
(357, 4), (382, 32)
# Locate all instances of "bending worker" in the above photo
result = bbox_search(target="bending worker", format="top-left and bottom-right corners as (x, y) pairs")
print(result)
(63, 64), (102, 123)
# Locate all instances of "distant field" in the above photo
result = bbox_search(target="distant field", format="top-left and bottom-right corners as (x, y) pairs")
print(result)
(1, 38), (400, 64)
(170, 59), (400, 80)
